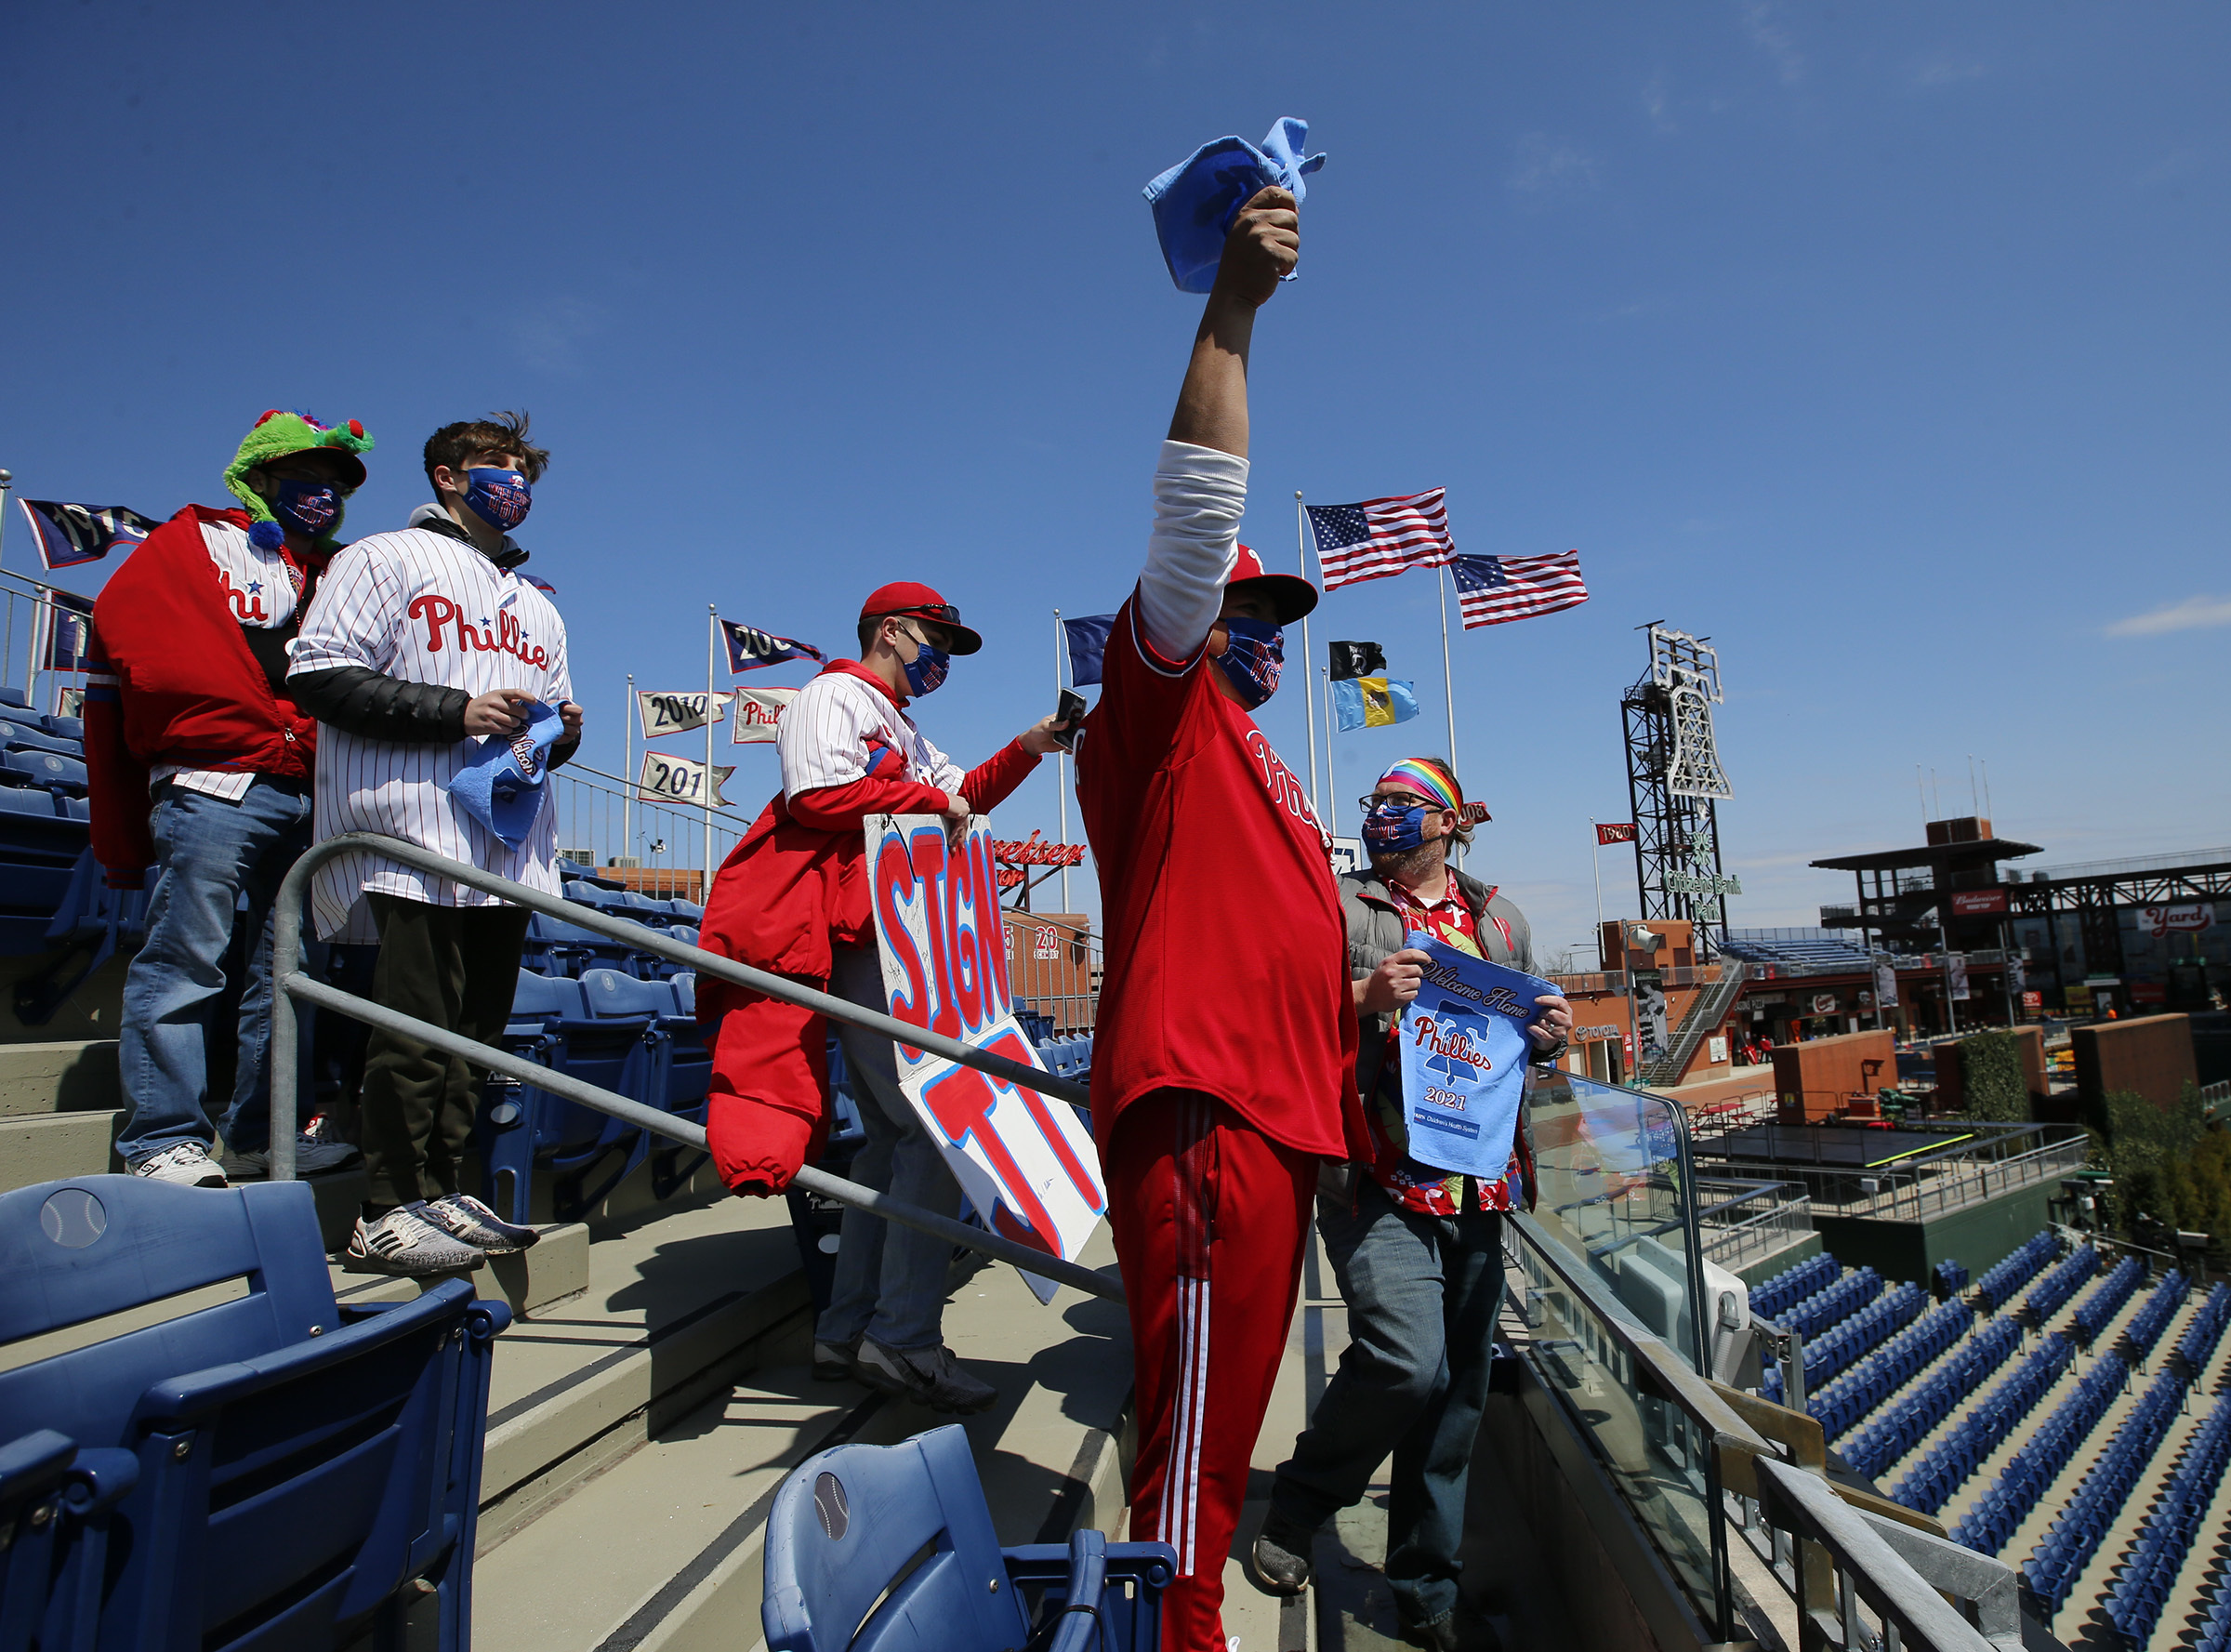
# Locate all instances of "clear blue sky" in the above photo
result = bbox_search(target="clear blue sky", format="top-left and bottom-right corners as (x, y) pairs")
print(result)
(7, 4), (2225, 967)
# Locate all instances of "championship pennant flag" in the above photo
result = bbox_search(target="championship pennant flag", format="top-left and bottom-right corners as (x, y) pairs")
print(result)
(40, 591), (95, 671)
(719, 618), (825, 675)
(1595, 822), (1638, 845)
(731, 686), (799, 745)
(1327, 640), (1386, 681)
(1450, 551), (1588, 628)
(18, 499), (159, 571)
(636, 750), (735, 809)
(1062, 614), (1117, 687)
(636, 691), (733, 739)
(1304, 492), (1455, 591)
(1330, 676), (1419, 732)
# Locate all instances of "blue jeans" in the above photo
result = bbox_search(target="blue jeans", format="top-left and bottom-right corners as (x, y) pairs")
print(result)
(1269, 1180), (1506, 1629)
(813, 945), (960, 1353)
(116, 780), (313, 1164)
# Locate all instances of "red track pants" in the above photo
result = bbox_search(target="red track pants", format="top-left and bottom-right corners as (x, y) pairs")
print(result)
(1106, 1090), (1315, 1652)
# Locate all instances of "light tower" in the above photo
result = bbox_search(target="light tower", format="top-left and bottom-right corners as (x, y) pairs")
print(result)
(1619, 625), (1739, 952)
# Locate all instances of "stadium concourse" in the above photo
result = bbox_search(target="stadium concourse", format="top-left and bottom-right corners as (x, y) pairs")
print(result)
(1747, 1234), (2231, 1648)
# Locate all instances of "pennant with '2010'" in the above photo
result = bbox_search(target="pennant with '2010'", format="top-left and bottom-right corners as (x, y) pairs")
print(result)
(637, 690), (733, 739)
(868, 813), (1105, 1303)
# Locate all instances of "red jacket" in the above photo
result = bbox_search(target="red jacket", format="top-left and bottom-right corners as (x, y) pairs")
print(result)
(85, 505), (322, 883)
(697, 659), (1039, 1024)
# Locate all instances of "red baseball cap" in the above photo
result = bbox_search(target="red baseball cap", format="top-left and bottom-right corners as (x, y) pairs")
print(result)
(859, 581), (983, 654)
(1227, 543), (1319, 624)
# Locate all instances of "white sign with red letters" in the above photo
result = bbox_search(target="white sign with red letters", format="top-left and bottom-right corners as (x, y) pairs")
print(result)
(867, 813), (1107, 1303)
(730, 687), (799, 745)
(2143, 903), (2214, 938)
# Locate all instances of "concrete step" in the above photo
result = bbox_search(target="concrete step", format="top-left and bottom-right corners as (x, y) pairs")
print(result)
(0, 1038), (119, 1117)
(0, 1107), (119, 1192)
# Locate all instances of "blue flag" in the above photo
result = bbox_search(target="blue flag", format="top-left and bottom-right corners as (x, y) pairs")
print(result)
(1394, 935), (1555, 1179)
(1142, 118), (1326, 294)
(17, 499), (159, 571)
(1063, 614), (1116, 686)
(1330, 676), (1419, 732)
(720, 618), (825, 675)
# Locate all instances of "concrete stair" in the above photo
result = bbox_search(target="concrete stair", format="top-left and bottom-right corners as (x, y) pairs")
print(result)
(0, 1039), (124, 1193)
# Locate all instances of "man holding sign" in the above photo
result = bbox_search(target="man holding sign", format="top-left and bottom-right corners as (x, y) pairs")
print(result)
(695, 581), (1072, 1412)
(1255, 759), (1569, 1652)
(1075, 184), (1366, 1651)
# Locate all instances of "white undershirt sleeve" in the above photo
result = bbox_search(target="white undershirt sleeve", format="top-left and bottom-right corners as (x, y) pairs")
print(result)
(1135, 439), (1249, 664)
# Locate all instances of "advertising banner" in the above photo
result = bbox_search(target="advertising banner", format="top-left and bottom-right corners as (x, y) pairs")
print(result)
(2143, 903), (2214, 938)
(636, 750), (736, 808)
(1394, 936), (1553, 1180)
(1947, 953), (1971, 1001)
(1949, 889), (2009, 917)
(1631, 968), (1669, 1062)
(731, 687), (799, 745)
(637, 690), (733, 739)
(1873, 958), (1898, 1010)
(869, 814), (1106, 1302)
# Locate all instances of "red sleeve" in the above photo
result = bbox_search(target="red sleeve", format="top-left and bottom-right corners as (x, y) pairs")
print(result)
(961, 738), (1040, 813)
(83, 615), (153, 888)
(786, 773), (951, 831)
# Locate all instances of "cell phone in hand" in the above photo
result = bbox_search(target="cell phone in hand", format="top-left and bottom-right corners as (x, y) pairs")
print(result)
(1050, 689), (1087, 752)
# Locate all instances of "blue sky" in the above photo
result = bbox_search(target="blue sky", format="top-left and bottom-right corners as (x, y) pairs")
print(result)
(7, 4), (2225, 967)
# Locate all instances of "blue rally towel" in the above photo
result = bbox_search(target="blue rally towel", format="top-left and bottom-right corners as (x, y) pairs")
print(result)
(1142, 117), (1327, 294)
(1394, 934), (1556, 1180)
(443, 699), (561, 849)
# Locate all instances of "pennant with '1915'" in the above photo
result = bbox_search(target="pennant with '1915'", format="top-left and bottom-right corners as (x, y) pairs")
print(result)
(1395, 934), (1554, 1181)
(636, 749), (736, 808)
(868, 813), (1106, 1304)
(730, 686), (798, 745)
(637, 691), (733, 739)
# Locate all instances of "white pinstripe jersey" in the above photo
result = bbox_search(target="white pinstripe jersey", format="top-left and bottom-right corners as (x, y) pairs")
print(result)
(776, 669), (963, 802)
(288, 526), (572, 939)
(151, 519), (315, 802)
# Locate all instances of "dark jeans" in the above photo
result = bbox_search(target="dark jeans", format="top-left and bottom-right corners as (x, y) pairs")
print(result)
(358, 894), (531, 1212)
(1269, 1180), (1506, 1629)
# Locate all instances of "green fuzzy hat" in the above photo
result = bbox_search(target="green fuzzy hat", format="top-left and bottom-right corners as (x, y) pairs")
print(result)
(223, 409), (376, 551)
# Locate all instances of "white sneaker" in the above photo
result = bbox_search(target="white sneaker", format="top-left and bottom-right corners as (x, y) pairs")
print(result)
(342, 1204), (486, 1276)
(222, 1136), (363, 1179)
(129, 1141), (227, 1188)
(421, 1193), (539, 1255)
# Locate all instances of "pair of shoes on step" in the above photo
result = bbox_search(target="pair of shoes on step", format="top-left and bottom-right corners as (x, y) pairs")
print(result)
(131, 1135), (360, 1188)
(344, 1195), (539, 1276)
(815, 1336), (997, 1414)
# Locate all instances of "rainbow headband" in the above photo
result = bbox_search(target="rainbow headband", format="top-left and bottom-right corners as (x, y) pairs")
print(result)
(1378, 759), (1491, 824)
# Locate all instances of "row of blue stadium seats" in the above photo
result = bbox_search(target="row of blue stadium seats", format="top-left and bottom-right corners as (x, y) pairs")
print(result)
(0, 1176), (501, 1647)
(1798, 1282), (1921, 1390)
(2171, 1281), (2231, 1381)
(561, 879), (705, 926)
(1809, 1301), (1972, 1444)
(0, 714), (85, 754)
(2017, 1363), (2182, 1593)
(2104, 1386), (2231, 1645)
(1958, 1350), (2132, 1557)
(1749, 1252), (1837, 1320)
(1974, 1231), (2060, 1311)
(2119, 1270), (2191, 1364)
(1893, 1333), (2074, 1516)
(523, 910), (700, 981)
(2069, 1254), (2146, 1343)
(1782, 1266), (1883, 1341)
(1933, 1257), (1970, 1297)
(1843, 1316), (2022, 1482)
(2021, 1245), (2100, 1323)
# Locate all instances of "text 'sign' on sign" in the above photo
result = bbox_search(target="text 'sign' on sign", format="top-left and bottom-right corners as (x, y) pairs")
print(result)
(868, 814), (1107, 1302)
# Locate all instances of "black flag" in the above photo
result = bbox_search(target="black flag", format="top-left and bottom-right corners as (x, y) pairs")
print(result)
(1327, 640), (1387, 682)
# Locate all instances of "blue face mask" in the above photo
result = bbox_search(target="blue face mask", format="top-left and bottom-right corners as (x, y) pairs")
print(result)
(463, 468), (532, 531)
(901, 628), (950, 697)
(271, 477), (341, 540)
(1214, 617), (1284, 709)
(1363, 800), (1430, 854)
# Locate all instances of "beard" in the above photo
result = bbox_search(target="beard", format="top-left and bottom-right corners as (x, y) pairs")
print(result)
(1370, 839), (1446, 886)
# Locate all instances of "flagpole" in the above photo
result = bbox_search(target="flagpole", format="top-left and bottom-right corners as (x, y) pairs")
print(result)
(1321, 667), (1337, 839)
(624, 671), (635, 868)
(1053, 608), (1071, 913)
(1296, 493), (1321, 823)
(0, 472), (13, 690)
(1436, 566), (1460, 867)
(705, 605), (718, 903)
(1591, 819), (1606, 968)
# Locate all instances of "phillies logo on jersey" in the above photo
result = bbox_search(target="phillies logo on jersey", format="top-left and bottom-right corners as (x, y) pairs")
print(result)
(216, 566), (269, 623)
(1242, 728), (1320, 831)
(407, 591), (550, 667)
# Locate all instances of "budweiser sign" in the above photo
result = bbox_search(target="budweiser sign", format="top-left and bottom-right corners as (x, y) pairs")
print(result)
(991, 830), (1087, 869)
(1948, 889), (2008, 917)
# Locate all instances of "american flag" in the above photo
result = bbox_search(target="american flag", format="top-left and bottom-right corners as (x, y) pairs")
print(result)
(1449, 551), (1588, 628)
(1303, 491), (1455, 590)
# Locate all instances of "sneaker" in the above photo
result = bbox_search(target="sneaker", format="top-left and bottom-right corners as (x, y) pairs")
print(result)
(812, 1338), (861, 1381)
(343, 1204), (487, 1276)
(129, 1141), (227, 1188)
(1249, 1513), (1315, 1596)
(222, 1135), (363, 1179)
(852, 1340), (997, 1414)
(420, 1193), (540, 1255)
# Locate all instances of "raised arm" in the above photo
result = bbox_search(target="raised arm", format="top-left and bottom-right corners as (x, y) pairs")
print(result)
(1135, 186), (1300, 662)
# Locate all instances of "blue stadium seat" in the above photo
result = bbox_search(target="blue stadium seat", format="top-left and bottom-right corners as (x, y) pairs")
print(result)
(0, 719), (81, 758)
(763, 1423), (1174, 1652)
(38, 714), (82, 743)
(0, 687), (25, 710)
(0, 1176), (505, 1651)
(0, 749), (86, 796)
(521, 910), (631, 978)
(477, 970), (656, 1225)
(0, 799), (95, 959)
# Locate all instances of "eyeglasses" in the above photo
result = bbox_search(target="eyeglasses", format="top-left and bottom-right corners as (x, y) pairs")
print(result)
(1358, 793), (1451, 814)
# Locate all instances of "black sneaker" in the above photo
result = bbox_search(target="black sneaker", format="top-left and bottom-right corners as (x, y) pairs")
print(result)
(812, 1338), (861, 1381)
(422, 1193), (540, 1255)
(853, 1340), (997, 1413)
(1250, 1513), (1316, 1595)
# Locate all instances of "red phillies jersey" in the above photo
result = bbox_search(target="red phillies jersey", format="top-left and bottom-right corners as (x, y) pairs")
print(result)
(1076, 597), (1361, 1159)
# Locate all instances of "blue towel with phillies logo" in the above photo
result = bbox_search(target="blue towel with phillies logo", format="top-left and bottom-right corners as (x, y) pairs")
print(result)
(442, 699), (561, 849)
(1394, 933), (1555, 1180)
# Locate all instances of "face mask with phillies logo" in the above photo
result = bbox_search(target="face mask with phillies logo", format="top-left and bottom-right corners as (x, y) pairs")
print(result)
(463, 468), (532, 531)
(1214, 617), (1283, 708)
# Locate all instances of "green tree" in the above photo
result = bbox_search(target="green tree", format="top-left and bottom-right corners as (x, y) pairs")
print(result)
(1951, 1032), (2030, 1123)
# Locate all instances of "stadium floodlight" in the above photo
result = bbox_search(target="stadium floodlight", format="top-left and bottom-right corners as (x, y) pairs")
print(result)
(1648, 626), (1733, 801)
(1626, 924), (1662, 953)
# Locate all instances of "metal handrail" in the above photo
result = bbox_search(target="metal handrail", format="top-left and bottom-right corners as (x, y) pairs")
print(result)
(265, 833), (1119, 1303)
